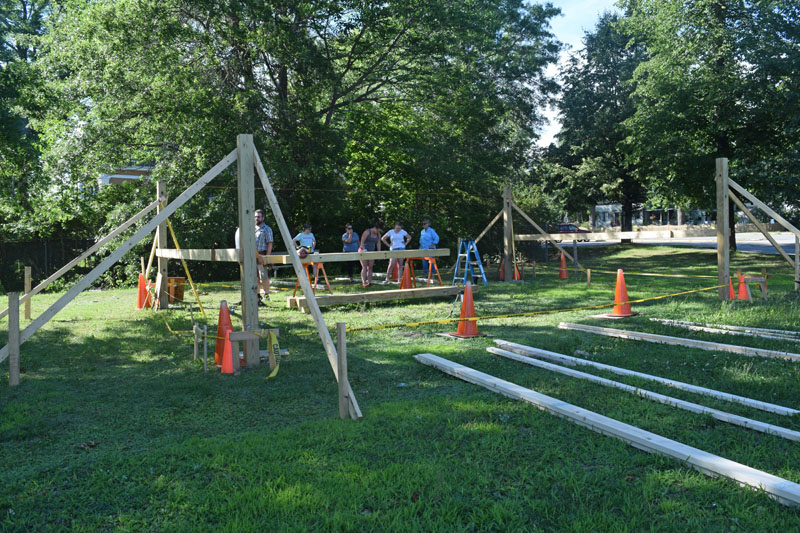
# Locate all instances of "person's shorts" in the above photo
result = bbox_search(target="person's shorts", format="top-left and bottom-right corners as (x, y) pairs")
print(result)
(257, 259), (269, 281)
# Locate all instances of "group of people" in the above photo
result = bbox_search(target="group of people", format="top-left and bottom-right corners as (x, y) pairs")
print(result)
(237, 212), (440, 304)
(346, 220), (439, 286)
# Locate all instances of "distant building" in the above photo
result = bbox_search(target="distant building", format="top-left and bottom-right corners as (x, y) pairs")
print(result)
(98, 165), (153, 186)
(593, 204), (710, 228)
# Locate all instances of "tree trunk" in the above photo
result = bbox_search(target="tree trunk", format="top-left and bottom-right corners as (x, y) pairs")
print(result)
(677, 207), (685, 226)
(621, 198), (633, 244)
(589, 205), (596, 230)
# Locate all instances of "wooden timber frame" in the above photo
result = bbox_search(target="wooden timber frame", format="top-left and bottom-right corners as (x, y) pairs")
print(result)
(715, 157), (800, 299)
(474, 186), (582, 282)
(0, 134), (362, 419)
(415, 352), (800, 507)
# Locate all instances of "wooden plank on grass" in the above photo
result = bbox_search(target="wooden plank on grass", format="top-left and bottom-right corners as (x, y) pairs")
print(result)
(493, 339), (799, 416)
(488, 346), (800, 441)
(558, 323), (800, 363)
(649, 319), (800, 342)
(414, 352), (800, 507)
(0, 150), (237, 365)
(288, 285), (466, 309)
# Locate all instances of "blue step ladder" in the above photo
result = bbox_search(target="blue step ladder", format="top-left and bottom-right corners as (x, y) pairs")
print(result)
(453, 239), (488, 286)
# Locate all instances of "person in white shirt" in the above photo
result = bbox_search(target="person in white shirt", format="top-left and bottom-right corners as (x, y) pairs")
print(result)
(380, 221), (412, 284)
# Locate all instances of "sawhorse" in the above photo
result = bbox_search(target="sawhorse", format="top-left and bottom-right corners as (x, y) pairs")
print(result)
(293, 262), (333, 296)
(407, 257), (444, 287)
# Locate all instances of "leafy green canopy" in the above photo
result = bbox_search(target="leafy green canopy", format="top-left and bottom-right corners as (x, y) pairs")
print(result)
(543, 12), (647, 230)
(620, 0), (800, 216)
(23, 0), (560, 280)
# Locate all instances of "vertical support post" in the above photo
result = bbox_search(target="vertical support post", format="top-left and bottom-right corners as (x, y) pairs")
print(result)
(237, 134), (260, 365)
(8, 293), (20, 387)
(336, 322), (348, 419)
(502, 187), (513, 282)
(795, 236), (799, 292)
(716, 158), (730, 300)
(156, 180), (169, 309)
(140, 257), (145, 276)
(203, 325), (208, 372)
(24, 266), (31, 320)
(193, 323), (199, 361)
(572, 240), (578, 267)
(587, 269), (591, 287)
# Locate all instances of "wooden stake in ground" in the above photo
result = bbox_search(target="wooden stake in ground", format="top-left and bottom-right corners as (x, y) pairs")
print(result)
(8, 292), (20, 386)
(24, 267), (31, 320)
(716, 157), (730, 301)
(337, 322), (349, 419)
(414, 353), (800, 508)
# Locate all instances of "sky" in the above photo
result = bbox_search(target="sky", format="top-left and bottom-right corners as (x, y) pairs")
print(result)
(536, 0), (620, 146)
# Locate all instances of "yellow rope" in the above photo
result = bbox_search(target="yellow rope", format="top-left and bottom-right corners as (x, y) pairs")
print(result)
(160, 203), (206, 318)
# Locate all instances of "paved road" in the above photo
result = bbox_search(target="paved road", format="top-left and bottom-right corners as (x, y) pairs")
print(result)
(556, 232), (797, 256)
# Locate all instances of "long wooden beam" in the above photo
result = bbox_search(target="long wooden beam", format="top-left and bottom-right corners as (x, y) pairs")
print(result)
(253, 148), (361, 420)
(649, 322), (800, 339)
(728, 178), (800, 240)
(0, 150), (237, 364)
(514, 229), (718, 242)
(0, 199), (160, 321)
(493, 339), (798, 416)
(488, 346), (800, 441)
(155, 247), (449, 264)
(415, 353), (800, 507)
(510, 202), (579, 267)
(649, 319), (800, 343)
(558, 323), (800, 363)
(729, 190), (796, 270)
(288, 285), (467, 309)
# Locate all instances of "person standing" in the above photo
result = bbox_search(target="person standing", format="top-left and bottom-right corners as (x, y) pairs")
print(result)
(418, 218), (439, 276)
(358, 221), (383, 286)
(235, 209), (273, 305)
(381, 221), (411, 284)
(294, 223), (318, 278)
(342, 223), (359, 282)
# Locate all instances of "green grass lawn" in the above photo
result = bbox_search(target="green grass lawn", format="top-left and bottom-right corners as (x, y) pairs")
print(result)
(2, 245), (800, 531)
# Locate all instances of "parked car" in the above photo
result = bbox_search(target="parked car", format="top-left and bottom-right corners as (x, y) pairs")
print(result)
(549, 223), (591, 242)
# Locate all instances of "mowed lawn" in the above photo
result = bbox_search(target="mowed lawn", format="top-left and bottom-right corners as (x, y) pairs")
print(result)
(2, 245), (800, 530)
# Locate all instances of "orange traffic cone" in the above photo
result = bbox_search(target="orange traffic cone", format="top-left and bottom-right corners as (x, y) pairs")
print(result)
(737, 272), (749, 300)
(400, 262), (414, 289)
(449, 282), (485, 338)
(136, 273), (153, 309)
(214, 301), (234, 366)
(728, 277), (736, 300)
(611, 269), (635, 317)
(220, 329), (235, 374)
(559, 252), (568, 279)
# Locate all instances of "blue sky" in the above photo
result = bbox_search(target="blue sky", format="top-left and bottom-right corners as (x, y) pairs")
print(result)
(537, 0), (620, 146)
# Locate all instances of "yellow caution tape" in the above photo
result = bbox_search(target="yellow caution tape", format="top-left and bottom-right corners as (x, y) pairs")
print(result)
(294, 283), (727, 336)
(266, 330), (280, 380)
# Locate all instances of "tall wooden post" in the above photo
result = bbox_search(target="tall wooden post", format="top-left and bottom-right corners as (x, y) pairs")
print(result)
(23, 266), (31, 320)
(795, 236), (799, 292)
(716, 158), (730, 300)
(237, 134), (260, 365)
(8, 292), (20, 386)
(156, 180), (169, 309)
(502, 186), (513, 282)
(337, 322), (348, 419)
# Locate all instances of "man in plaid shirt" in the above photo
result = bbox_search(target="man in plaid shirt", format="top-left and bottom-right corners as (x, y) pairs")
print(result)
(254, 209), (273, 303)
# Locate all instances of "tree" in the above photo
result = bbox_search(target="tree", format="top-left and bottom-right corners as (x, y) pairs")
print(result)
(620, 0), (800, 248)
(22, 0), (561, 269)
(546, 12), (648, 233)
(0, 0), (50, 239)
